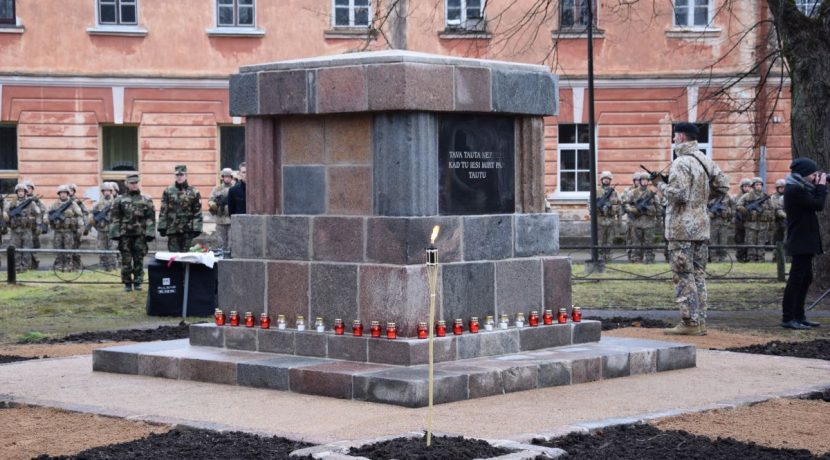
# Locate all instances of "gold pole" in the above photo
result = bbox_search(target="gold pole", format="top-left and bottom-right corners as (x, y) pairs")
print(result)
(425, 226), (440, 447)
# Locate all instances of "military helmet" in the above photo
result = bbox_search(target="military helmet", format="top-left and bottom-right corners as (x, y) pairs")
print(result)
(600, 171), (613, 180)
(739, 178), (752, 187)
(100, 183), (112, 192)
(67, 183), (77, 192)
(220, 167), (234, 177)
(14, 183), (27, 192)
(751, 177), (764, 186)
(775, 179), (786, 188)
(23, 179), (35, 189)
(57, 185), (70, 194)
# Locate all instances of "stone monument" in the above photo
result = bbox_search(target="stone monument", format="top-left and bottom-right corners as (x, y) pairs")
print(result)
(93, 51), (695, 407)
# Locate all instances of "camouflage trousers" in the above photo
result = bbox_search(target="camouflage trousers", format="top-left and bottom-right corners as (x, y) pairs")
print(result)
(745, 223), (768, 262)
(708, 219), (730, 262)
(118, 236), (148, 284)
(97, 231), (118, 270)
(598, 223), (614, 262)
(734, 225), (747, 262)
(630, 225), (656, 263)
(10, 228), (34, 272)
(30, 228), (41, 269)
(167, 233), (195, 253)
(669, 241), (708, 323)
(71, 230), (83, 270)
(214, 224), (230, 252)
(53, 230), (76, 271)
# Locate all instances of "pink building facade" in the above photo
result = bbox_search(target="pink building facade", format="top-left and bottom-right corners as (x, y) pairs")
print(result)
(0, 0), (796, 223)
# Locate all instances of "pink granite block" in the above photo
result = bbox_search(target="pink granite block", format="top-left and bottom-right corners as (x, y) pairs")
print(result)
(316, 66), (368, 113)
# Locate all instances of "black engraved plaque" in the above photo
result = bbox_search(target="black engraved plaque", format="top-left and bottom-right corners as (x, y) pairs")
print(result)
(438, 115), (515, 215)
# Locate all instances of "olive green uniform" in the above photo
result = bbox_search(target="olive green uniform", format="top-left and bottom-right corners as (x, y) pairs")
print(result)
(110, 189), (156, 287)
(158, 182), (203, 252)
(47, 198), (83, 271)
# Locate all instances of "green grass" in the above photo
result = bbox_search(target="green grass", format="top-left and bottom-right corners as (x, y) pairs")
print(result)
(0, 270), (209, 344)
(573, 262), (786, 311)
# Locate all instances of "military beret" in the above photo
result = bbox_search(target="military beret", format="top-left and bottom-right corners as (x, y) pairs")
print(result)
(220, 167), (234, 177)
(175, 165), (187, 174)
(125, 174), (140, 184)
(674, 122), (700, 137)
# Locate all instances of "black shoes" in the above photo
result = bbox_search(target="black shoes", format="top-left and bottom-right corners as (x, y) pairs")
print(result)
(781, 320), (810, 330)
(133, 283), (142, 291)
(124, 284), (133, 292)
(799, 319), (821, 327)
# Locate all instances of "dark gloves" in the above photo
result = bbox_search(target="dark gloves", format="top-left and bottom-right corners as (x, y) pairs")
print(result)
(41, 223), (49, 234)
(145, 236), (155, 242)
(158, 229), (167, 237)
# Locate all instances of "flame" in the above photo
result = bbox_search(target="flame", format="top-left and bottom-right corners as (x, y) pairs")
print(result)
(430, 225), (440, 245)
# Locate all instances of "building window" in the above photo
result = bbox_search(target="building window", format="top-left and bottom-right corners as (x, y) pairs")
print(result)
(220, 126), (245, 170)
(0, 0), (15, 25)
(333, 0), (370, 28)
(673, 0), (710, 27)
(561, 0), (596, 29)
(446, 0), (485, 30)
(671, 122), (711, 157)
(101, 126), (138, 172)
(0, 124), (17, 194)
(98, 0), (137, 25)
(558, 123), (592, 193)
(796, 0), (819, 16)
(217, 0), (254, 27)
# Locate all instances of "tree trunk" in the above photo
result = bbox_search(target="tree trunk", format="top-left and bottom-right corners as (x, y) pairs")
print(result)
(768, 0), (830, 291)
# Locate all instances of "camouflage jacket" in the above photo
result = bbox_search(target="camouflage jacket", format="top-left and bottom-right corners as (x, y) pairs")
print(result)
(658, 141), (729, 241)
(109, 190), (156, 238)
(89, 197), (115, 232)
(736, 190), (774, 223)
(73, 197), (90, 218)
(707, 193), (735, 221)
(624, 186), (661, 225)
(595, 185), (621, 222)
(47, 198), (83, 231)
(770, 192), (786, 221)
(4, 196), (42, 229)
(158, 182), (203, 235)
(208, 183), (231, 225)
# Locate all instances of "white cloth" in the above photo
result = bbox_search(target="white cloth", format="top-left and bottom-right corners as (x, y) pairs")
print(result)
(154, 251), (216, 268)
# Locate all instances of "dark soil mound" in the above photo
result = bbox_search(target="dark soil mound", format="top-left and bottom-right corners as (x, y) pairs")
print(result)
(585, 316), (673, 331)
(532, 424), (824, 460)
(726, 339), (830, 361)
(0, 354), (40, 364)
(28, 322), (195, 344)
(349, 434), (515, 460)
(35, 427), (313, 460)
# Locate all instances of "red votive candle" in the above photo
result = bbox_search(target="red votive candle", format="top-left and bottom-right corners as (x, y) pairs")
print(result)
(435, 320), (447, 337)
(244, 312), (255, 328)
(529, 311), (540, 327)
(352, 320), (363, 337)
(558, 308), (568, 324)
(229, 311), (240, 327)
(260, 313), (270, 329)
(469, 317), (480, 333)
(386, 322), (397, 339)
(370, 321), (381, 338)
(453, 319), (463, 335)
(572, 306), (582, 322)
(214, 309), (225, 326)
(417, 322), (428, 339)
(542, 309), (553, 325)
(334, 318), (345, 335)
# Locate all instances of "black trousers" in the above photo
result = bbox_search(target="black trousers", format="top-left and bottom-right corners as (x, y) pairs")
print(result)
(782, 254), (813, 322)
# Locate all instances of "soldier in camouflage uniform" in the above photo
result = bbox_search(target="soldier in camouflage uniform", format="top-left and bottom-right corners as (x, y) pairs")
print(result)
(620, 172), (641, 262)
(209, 168), (234, 253)
(623, 173), (661, 263)
(110, 174), (156, 292)
(67, 184), (90, 270)
(4, 184), (43, 272)
(48, 185), (84, 271)
(656, 123), (729, 336)
(770, 178), (787, 260)
(734, 178), (752, 262)
(595, 171), (621, 262)
(158, 165), (203, 252)
(88, 183), (118, 270)
(706, 186), (735, 262)
(736, 177), (774, 262)
(24, 180), (47, 269)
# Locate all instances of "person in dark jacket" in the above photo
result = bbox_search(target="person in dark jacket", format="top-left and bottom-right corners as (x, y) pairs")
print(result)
(227, 162), (246, 216)
(781, 157), (827, 329)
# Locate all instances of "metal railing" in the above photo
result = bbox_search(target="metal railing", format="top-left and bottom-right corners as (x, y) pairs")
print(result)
(3, 246), (130, 285)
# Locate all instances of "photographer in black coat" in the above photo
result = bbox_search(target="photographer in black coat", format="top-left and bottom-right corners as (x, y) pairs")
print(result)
(781, 157), (827, 329)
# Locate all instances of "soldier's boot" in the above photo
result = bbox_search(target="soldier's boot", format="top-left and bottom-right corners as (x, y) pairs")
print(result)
(699, 319), (707, 335)
(134, 282), (142, 291)
(664, 319), (705, 336)
(124, 283), (133, 292)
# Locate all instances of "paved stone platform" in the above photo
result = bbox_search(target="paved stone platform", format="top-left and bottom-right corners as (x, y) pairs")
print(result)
(93, 336), (695, 407)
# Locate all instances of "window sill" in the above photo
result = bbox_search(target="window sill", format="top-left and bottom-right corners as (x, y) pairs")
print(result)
(206, 27), (265, 37)
(0, 24), (24, 34)
(548, 192), (589, 202)
(439, 30), (492, 40)
(86, 25), (148, 36)
(324, 28), (374, 40)
(552, 28), (605, 39)
(665, 27), (721, 38)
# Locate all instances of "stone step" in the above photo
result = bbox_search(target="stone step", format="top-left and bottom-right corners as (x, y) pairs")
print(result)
(92, 336), (695, 407)
(189, 320), (602, 365)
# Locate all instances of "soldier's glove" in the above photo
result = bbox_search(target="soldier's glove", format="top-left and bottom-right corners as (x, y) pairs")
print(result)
(40, 223), (49, 234)
(158, 229), (167, 237)
(145, 236), (155, 242)
(111, 235), (121, 241)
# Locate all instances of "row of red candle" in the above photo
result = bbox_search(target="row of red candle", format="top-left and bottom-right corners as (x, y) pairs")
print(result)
(214, 307), (582, 336)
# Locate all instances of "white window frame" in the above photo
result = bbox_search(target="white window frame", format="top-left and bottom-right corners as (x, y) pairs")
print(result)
(555, 123), (598, 199)
(670, 122), (712, 160)
(445, 0), (485, 28)
(672, 0), (713, 29)
(96, 0), (138, 26)
(88, 0), (146, 35)
(795, 0), (819, 16)
(216, 0), (255, 28)
(559, 0), (597, 30)
(332, 0), (371, 28)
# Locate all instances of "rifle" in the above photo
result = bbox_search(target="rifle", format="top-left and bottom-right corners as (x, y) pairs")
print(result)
(48, 200), (74, 224)
(640, 164), (669, 184)
(635, 191), (655, 215)
(93, 203), (113, 225)
(216, 193), (228, 209)
(8, 196), (37, 219)
(707, 196), (726, 217)
(596, 187), (614, 213)
(745, 195), (769, 215)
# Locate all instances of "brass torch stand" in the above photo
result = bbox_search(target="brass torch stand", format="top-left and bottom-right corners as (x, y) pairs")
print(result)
(425, 246), (438, 447)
